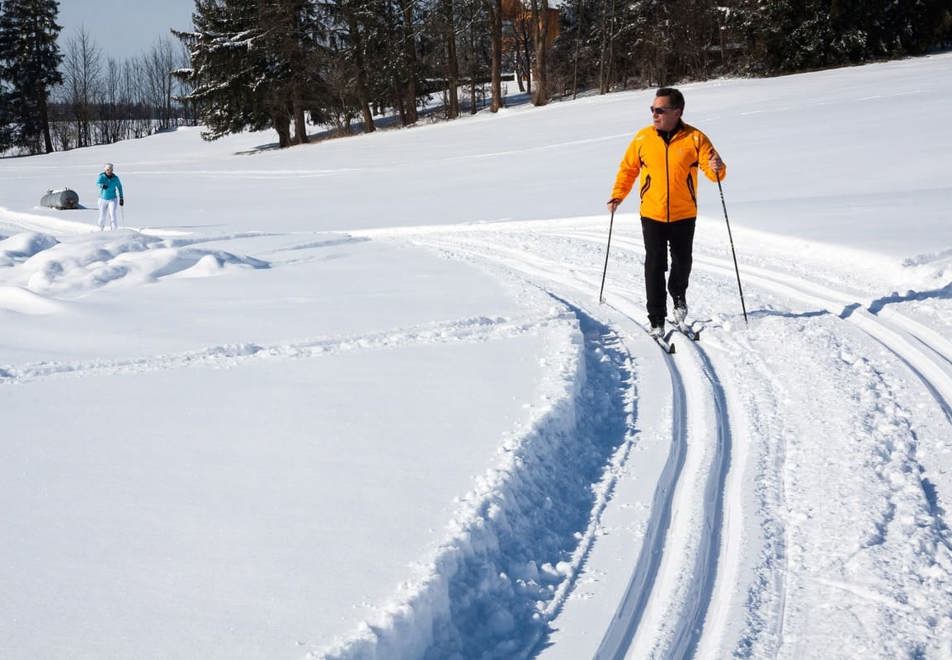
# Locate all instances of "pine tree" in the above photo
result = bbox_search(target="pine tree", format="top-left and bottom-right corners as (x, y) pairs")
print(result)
(0, 84), (14, 153)
(887, 0), (951, 55)
(176, 0), (327, 147)
(0, 0), (63, 154)
(317, 0), (380, 133)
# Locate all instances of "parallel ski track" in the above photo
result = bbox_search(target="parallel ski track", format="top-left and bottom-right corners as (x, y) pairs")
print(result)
(552, 225), (952, 655)
(665, 345), (732, 660)
(552, 227), (952, 427)
(409, 229), (733, 660)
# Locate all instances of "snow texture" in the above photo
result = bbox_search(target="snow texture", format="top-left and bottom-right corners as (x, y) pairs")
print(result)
(1, 53), (951, 660)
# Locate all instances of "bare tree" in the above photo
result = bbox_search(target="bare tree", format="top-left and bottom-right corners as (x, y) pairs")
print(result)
(435, 0), (460, 118)
(97, 57), (125, 143)
(62, 26), (102, 148)
(143, 37), (177, 130)
(342, 0), (376, 132)
(122, 58), (151, 139)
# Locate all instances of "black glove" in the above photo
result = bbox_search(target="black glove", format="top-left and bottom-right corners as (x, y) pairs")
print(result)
(119, 198), (124, 206)
(101, 184), (108, 190)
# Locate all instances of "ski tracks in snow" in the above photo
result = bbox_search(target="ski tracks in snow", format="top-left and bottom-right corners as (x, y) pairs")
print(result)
(383, 223), (739, 660)
(0, 313), (567, 385)
(354, 217), (952, 659)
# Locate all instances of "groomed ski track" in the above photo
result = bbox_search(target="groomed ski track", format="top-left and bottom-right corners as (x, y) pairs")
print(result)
(355, 215), (952, 659)
(364, 220), (739, 659)
(553, 226), (952, 428)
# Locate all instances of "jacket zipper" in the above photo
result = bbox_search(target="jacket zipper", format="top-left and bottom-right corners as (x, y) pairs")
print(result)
(664, 139), (671, 222)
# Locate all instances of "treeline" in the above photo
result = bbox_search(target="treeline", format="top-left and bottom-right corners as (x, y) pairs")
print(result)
(175, 0), (952, 147)
(556, 0), (952, 96)
(49, 29), (194, 151)
(1, 0), (950, 155)
(0, 0), (193, 156)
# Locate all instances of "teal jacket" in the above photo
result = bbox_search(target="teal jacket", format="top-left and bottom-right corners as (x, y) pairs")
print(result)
(96, 172), (124, 201)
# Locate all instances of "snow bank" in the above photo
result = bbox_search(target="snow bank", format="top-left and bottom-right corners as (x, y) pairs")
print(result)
(317, 304), (635, 659)
(0, 286), (66, 315)
(0, 231), (59, 266)
(0, 230), (269, 298)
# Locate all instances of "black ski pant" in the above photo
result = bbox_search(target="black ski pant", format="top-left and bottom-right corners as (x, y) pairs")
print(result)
(641, 216), (696, 325)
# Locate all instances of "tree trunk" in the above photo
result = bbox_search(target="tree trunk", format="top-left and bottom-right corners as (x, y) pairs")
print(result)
(598, 0), (608, 93)
(394, 83), (408, 125)
(606, 0), (615, 91)
(292, 91), (308, 144)
(272, 111), (292, 148)
(572, 0), (582, 99)
(399, 0), (418, 124)
(489, 0), (503, 112)
(38, 91), (53, 153)
(520, 21), (533, 95)
(346, 8), (376, 132)
(470, 79), (478, 114)
(469, 16), (478, 114)
(443, 0), (460, 119)
(531, 0), (550, 106)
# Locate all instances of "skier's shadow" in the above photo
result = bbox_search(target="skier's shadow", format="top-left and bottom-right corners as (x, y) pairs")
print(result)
(867, 281), (952, 313)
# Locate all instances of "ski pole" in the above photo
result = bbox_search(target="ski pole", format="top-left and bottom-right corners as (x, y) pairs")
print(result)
(599, 207), (616, 303)
(716, 176), (748, 326)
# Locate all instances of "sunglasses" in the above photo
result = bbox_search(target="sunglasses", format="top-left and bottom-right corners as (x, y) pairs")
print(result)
(650, 106), (677, 115)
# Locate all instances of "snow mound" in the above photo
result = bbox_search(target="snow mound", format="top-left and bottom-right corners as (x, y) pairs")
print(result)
(0, 231), (60, 266)
(0, 285), (65, 315)
(905, 249), (952, 291)
(0, 230), (270, 297)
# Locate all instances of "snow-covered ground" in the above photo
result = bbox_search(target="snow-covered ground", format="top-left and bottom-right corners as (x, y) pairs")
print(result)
(1, 53), (951, 659)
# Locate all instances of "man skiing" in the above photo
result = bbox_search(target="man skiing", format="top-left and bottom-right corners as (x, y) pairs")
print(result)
(96, 162), (124, 231)
(607, 87), (725, 337)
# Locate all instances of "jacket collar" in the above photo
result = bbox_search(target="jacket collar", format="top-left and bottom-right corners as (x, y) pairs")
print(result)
(656, 120), (685, 143)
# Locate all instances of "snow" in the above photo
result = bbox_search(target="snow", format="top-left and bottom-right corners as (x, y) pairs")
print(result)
(1, 53), (951, 659)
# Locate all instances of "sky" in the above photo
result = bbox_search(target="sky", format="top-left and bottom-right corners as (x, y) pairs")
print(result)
(57, 0), (195, 62)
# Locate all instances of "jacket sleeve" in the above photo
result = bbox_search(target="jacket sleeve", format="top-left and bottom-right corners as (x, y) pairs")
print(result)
(96, 173), (106, 188)
(610, 137), (642, 201)
(697, 131), (726, 182)
(116, 178), (124, 198)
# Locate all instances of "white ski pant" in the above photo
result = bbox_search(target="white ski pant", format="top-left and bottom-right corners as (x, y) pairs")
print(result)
(98, 198), (119, 230)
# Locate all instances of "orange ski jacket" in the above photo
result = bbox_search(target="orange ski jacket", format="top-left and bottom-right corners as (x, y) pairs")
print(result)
(610, 122), (726, 223)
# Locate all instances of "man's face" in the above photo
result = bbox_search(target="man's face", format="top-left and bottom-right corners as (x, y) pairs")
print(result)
(651, 96), (682, 131)
(104, 166), (113, 175)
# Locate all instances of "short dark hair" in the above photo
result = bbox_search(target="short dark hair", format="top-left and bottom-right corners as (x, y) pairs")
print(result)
(656, 87), (684, 110)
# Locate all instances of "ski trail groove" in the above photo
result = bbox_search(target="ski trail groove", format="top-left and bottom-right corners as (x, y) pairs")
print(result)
(666, 345), (733, 659)
(544, 225), (952, 653)
(594, 332), (687, 660)
(408, 228), (733, 659)
(552, 227), (952, 426)
(0, 312), (563, 384)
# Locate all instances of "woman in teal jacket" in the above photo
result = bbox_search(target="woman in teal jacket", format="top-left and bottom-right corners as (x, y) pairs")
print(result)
(96, 162), (124, 230)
